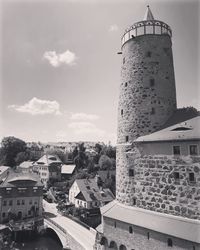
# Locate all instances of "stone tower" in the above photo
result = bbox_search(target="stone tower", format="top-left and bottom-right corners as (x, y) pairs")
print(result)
(116, 6), (177, 204)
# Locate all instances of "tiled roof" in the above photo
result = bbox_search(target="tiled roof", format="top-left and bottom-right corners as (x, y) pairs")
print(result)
(74, 178), (114, 203)
(0, 169), (42, 187)
(135, 116), (200, 142)
(0, 166), (10, 174)
(101, 201), (200, 244)
(36, 154), (62, 165)
(143, 5), (154, 21)
(19, 161), (34, 169)
(61, 164), (76, 175)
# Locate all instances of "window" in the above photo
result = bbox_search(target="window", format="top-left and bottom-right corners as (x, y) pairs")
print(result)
(2, 212), (5, 218)
(150, 79), (155, 87)
(133, 198), (136, 205)
(3, 200), (7, 206)
(125, 82), (127, 87)
(151, 107), (155, 114)
(123, 57), (125, 64)
(147, 232), (150, 240)
(189, 145), (198, 156)
(129, 169), (134, 177)
(146, 51), (151, 57)
(114, 221), (116, 228)
(28, 210), (31, 215)
(9, 200), (13, 206)
(189, 173), (195, 182)
(125, 136), (129, 142)
(173, 146), (180, 155)
(193, 246), (196, 250)
(129, 226), (133, 234)
(22, 200), (25, 205)
(121, 109), (123, 116)
(17, 200), (20, 205)
(167, 238), (173, 247)
(174, 172), (180, 180)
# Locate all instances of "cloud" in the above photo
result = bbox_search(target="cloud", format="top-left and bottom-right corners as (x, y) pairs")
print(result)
(109, 24), (119, 32)
(70, 112), (99, 121)
(68, 121), (105, 137)
(8, 97), (61, 115)
(43, 50), (77, 67)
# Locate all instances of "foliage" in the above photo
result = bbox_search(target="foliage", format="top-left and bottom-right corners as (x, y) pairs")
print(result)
(0, 136), (27, 167)
(45, 149), (66, 163)
(98, 155), (113, 170)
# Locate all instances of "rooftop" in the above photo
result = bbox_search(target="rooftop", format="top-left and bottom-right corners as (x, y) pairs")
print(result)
(74, 178), (115, 203)
(19, 161), (34, 169)
(36, 154), (62, 166)
(101, 201), (200, 243)
(143, 5), (154, 21)
(135, 116), (200, 142)
(0, 166), (10, 174)
(61, 164), (76, 175)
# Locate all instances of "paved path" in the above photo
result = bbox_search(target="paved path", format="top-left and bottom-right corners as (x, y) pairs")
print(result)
(43, 200), (96, 250)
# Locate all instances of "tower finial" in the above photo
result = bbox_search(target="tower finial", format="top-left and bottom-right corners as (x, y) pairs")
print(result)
(143, 5), (154, 21)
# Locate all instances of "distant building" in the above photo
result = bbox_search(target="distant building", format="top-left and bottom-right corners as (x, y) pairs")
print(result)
(33, 154), (62, 188)
(97, 170), (116, 184)
(69, 178), (114, 209)
(61, 164), (76, 180)
(0, 170), (43, 231)
(17, 161), (34, 173)
(0, 166), (10, 180)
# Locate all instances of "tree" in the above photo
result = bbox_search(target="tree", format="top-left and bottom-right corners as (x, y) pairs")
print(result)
(0, 136), (27, 167)
(45, 149), (66, 163)
(15, 151), (29, 166)
(98, 155), (113, 170)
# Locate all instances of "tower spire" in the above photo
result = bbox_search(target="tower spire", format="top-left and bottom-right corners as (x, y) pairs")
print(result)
(143, 5), (154, 21)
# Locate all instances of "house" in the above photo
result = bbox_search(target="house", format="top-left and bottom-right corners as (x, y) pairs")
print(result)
(61, 164), (76, 180)
(17, 161), (34, 173)
(33, 154), (62, 188)
(0, 169), (43, 231)
(69, 178), (114, 209)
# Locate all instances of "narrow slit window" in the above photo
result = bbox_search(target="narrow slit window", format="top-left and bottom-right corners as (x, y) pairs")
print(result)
(121, 109), (124, 116)
(133, 198), (136, 205)
(150, 79), (155, 87)
(125, 136), (129, 142)
(146, 51), (152, 57)
(151, 107), (155, 114)
(167, 238), (173, 247)
(129, 169), (134, 177)
(125, 82), (128, 87)
(189, 172), (195, 182)
(123, 57), (125, 64)
(129, 226), (133, 234)
(147, 232), (150, 240)
(174, 172), (180, 180)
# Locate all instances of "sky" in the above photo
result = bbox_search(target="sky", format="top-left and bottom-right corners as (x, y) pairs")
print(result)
(0, 0), (199, 144)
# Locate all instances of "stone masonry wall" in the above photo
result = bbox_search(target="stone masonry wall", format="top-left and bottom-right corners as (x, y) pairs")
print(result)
(117, 143), (200, 220)
(95, 217), (200, 250)
(118, 34), (177, 144)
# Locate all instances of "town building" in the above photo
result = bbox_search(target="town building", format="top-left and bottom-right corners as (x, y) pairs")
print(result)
(69, 178), (115, 209)
(95, 6), (200, 250)
(17, 161), (34, 173)
(33, 154), (62, 188)
(61, 164), (77, 180)
(0, 169), (43, 231)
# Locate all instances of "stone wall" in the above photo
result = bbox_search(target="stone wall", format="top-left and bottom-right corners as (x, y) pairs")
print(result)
(117, 34), (177, 144)
(95, 217), (200, 250)
(117, 143), (200, 220)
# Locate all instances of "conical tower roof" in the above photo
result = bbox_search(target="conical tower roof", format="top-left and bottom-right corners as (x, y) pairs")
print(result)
(143, 5), (154, 21)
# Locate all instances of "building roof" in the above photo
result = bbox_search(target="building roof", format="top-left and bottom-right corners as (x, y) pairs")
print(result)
(0, 166), (10, 174)
(101, 201), (200, 244)
(36, 154), (62, 166)
(135, 116), (200, 142)
(143, 5), (154, 21)
(61, 164), (76, 175)
(74, 178), (115, 203)
(0, 169), (42, 188)
(19, 161), (34, 169)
